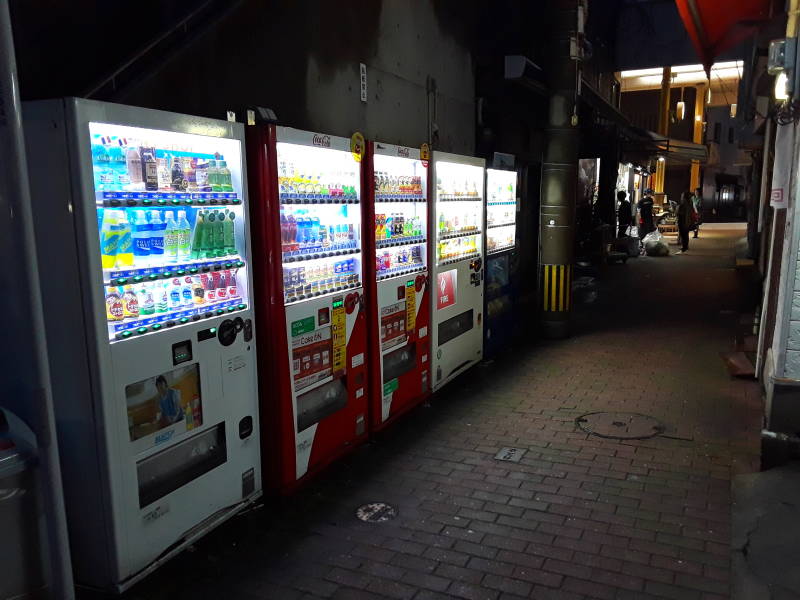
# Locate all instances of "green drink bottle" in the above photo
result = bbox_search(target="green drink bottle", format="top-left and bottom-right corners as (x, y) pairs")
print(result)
(212, 210), (225, 257)
(190, 210), (205, 259)
(223, 210), (236, 256)
(202, 211), (216, 259)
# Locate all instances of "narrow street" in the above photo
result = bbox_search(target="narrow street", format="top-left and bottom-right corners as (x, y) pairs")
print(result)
(122, 224), (762, 600)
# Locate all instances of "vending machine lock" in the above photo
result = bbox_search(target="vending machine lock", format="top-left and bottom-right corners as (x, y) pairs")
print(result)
(239, 416), (253, 439)
(243, 319), (253, 342)
(217, 319), (237, 347)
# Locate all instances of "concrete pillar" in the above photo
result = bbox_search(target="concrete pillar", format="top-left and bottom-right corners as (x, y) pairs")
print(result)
(540, 0), (580, 339)
(690, 83), (706, 190)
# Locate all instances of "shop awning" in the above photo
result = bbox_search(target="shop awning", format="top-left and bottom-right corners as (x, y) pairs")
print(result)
(675, 0), (772, 72)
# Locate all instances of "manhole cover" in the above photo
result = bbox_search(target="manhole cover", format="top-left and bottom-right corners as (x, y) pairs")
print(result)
(495, 447), (526, 462)
(356, 502), (397, 522)
(576, 412), (665, 440)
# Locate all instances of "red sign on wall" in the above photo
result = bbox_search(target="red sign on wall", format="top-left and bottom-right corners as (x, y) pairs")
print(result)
(437, 270), (457, 310)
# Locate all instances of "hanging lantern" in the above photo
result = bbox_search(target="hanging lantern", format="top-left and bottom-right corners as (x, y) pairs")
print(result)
(676, 101), (686, 120)
(730, 103), (737, 118)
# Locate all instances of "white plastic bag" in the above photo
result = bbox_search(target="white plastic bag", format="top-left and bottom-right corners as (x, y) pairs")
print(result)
(642, 229), (663, 245)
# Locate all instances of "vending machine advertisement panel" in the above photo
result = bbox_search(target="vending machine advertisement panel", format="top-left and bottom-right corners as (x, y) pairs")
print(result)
(24, 99), (261, 592)
(364, 142), (430, 431)
(484, 167), (518, 358)
(247, 123), (368, 492)
(429, 152), (485, 391)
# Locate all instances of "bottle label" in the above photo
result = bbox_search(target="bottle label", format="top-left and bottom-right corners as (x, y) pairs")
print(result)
(117, 231), (132, 254)
(151, 231), (165, 255)
(102, 233), (119, 256)
(133, 235), (150, 256)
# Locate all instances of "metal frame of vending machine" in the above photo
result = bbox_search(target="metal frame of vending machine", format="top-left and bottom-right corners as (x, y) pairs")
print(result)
(429, 152), (486, 391)
(484, 167), (519, 358)
(246, 122), (368, 493)
(363, 141), (431, 432)
(23, 98), (261, 592)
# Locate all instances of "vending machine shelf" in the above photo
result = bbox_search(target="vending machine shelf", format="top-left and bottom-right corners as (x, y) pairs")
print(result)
(487, 222), (515, 229)
(376, 264), (426, 282)
(438, 229), (481, 240)
(486, 200), (515, 207)
(285, 281), (361, 305)
(282, 247), (360, 263)
(487, 244), (515, 255)
(105, 258), (245, 284)
(99, 191), (241, 208)
(438, 251), (481, 266)
(375, 236), (426, 250)
(438, 195), (482, 202)
(280, 193), (359, 204)
(375, 194), (426, 203)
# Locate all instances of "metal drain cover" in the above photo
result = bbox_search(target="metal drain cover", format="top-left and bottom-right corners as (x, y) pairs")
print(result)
(356, 502), (397, 522)
(576, 412), (665, 440)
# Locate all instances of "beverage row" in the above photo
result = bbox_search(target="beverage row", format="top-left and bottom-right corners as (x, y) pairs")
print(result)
(375, 213), (424, 241)
(374, 172), (423, 196)
(100, 208), (238, 269)
(487, 229), (516, 253)
(435, 176), (481, 198)
(376, 246), (424, 273)
(487, 181), (515, 203)
(283, 260), (359, 299)
(277, 161), (358, 197)
(437, 211), (481, 234)
(105, 270), (241, 322)
(437, 236), (479, 261)
(280, 208), (358, 255)
(487, 205), (515, 226)
(91, 136), (234, 193)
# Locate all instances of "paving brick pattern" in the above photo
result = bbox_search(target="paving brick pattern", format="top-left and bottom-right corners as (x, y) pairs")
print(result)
(124, 226), (761, 600)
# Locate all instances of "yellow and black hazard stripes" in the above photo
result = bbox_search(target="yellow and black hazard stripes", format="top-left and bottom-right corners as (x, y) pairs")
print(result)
(541, 264), (572, 312)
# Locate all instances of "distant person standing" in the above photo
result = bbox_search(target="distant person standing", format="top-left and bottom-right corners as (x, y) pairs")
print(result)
(617, 190), (632, 237)
(676, 191), (694, 254)
(691, 187), (703, 238)
(638, 192), (655, 238)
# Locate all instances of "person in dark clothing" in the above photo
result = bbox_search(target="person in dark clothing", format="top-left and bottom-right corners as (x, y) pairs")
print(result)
(676, 190), (694, 254)
(638, 193), (655, 238)
(617, 191), (632, 238)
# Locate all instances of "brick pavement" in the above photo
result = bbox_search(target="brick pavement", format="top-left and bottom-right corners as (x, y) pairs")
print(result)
(124, 225), (761, 600)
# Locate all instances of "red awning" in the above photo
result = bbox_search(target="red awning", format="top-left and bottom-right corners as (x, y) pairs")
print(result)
(675, 0), (772, 71)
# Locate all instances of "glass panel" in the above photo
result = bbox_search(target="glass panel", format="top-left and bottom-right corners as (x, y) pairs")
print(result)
(373, 154), (428, 280)
(277, 142), (362, 304)
(435, 161), (483, 264)
(90, 122), (249, 343)
(486, 168), (517, 254)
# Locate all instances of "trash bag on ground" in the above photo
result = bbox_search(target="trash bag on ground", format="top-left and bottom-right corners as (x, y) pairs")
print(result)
(642, 229), (663, 245)
(644, 240), (670, 256)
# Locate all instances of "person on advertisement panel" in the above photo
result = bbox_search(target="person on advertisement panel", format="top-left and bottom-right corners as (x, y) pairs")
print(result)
(155, 375), (184, 426)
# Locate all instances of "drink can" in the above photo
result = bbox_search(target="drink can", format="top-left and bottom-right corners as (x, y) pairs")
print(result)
(383, 251), (391, 270)
(217, 270), (228, 300)
(203, 273), (216, 303)
(192, 275), (205, 304)
(227, 270), (238, 298)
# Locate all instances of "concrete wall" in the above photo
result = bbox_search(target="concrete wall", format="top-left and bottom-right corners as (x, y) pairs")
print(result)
(117, 0), (476, 154)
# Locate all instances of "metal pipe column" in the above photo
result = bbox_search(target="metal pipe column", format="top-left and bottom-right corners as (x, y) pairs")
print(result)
(540, 0), (580, 339)
(0, 1), (74, 597)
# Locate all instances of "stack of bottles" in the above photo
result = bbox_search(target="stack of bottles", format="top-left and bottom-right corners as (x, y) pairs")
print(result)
(487, 203), (515, 226)
(437, 236), (479, 262)
(277, 161), (358, 198)
(282, 259), (359, 300)
(437, 211), (480, 235)
(487, 227), (515, 252)
(374, 172), (423, 196)
(376, 245), (424, 274)
(375, 213), (423, 241)
(91, 134), (234, 193)
(436, 176), (480, 198)
(488, 180), (515, 203)
(105, 269), (240, 323)
(100, 208), (238, 269)
(280, 208), (357, 257)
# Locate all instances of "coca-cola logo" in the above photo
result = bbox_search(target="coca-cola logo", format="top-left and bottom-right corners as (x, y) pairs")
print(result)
(397, 147), (410, 158)
(312, 134), (331, 148)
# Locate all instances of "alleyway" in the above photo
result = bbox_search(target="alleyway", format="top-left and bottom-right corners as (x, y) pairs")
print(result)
(127, 224), (762, 600)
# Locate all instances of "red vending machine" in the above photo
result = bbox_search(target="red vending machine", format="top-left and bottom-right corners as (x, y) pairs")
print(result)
(364, 141), (430, 432)
(246, 119), (368, 493)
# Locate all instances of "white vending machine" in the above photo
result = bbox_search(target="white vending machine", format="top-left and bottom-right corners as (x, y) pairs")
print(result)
(429, 152), (486, 390)
(24, 98), (261, 592)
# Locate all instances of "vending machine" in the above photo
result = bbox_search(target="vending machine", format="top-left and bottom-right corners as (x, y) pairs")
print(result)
(429, 152), (486, 391)
(484, 167), (519, 358)
(23, 99), (261, 592)
(364, 141), (430, 431)
(246, 122), (368, 492)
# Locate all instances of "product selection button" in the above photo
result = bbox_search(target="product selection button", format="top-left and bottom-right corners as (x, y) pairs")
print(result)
(136, 326), (148, 335)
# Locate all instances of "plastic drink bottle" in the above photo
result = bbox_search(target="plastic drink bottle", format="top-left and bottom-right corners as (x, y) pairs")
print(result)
(223, 210), (236, 255)
(176, 210), (192, 261)
(169, 278), (183, 309)
(170, 155), (186, 191)
(149, 211), (166, 259)
(310, 216), (320, 251)
(164, 211), (179, 262)
(287, 213), (297, 251)
(137, 283), (155, 316)
(155, 282), (169, 313)
(208, 160), (222, 192)
(116, 211), (134, 267)
(181, 276), (194, 307)
(121, 285), (139, 318)
(190, 210), (205, 259)
(201, 212), (216, 258)
(212, 210), (225, 256)
(125, 142), (143, 190)
(105, 287), (124, 321)
(218, 160), (233, 192)
(100, 210), (119, 269)
(227, 270), (238, 298)
(140, 146), (158, 191)
(131, 211), (151, 266)
(280, 211), (288, 252)
(183, 156), (198, 192)
(91, 135), (111, 191)
(192, 275), (205, 305)
(195, 160), (210, 192)
(107, 138), (130, 187)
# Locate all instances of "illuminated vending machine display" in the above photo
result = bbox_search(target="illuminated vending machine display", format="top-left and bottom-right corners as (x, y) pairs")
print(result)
(429, 152), (486, 391)
(484, 167), (518, 358)
(246, 123), (367, 492)
(23, 99), (261, 592)
(364, 142), (430, 431)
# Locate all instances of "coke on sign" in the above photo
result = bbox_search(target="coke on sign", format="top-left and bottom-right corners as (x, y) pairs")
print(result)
(312, 134), (331, 148)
